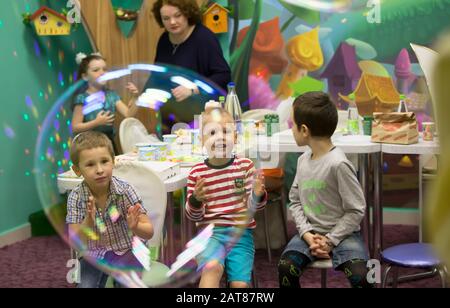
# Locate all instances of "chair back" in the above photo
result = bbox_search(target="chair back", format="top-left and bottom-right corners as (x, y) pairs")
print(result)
(119, 118), (159, 153)
(113, 160), (167, 248)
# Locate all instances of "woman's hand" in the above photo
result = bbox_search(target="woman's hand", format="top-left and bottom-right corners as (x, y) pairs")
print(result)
(126, 82), (139, 98)
(171, 85), (194, 102)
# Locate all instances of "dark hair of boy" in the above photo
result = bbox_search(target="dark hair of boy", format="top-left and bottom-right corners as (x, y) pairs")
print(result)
(292, 91), (338, 138)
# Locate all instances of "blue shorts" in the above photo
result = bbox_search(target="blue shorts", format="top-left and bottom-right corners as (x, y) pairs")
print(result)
(196, 227), (254, 284)
(282, 232), (369, 269)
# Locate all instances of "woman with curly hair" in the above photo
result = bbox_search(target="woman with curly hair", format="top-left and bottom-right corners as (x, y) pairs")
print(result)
(146, 0), (231, 133)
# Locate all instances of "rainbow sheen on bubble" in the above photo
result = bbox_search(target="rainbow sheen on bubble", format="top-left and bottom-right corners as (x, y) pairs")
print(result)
(34, 64), (262, 288)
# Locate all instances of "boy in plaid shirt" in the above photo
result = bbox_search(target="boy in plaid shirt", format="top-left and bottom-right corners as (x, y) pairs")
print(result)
(66, 131), (153, 288)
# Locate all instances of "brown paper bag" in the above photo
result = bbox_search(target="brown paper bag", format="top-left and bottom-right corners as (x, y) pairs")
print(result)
(371, 112), (419, 144)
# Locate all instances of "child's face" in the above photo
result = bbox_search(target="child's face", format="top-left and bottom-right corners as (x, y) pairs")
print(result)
(83, 59), (108, 87)
(202, 113), (236, 159)
(72, 147), (114, 192)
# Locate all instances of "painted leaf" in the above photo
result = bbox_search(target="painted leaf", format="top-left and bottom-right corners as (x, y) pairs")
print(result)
(111, 0), (143, 37)
(346, 38), (377, 60)
(278, 0), (320, 24)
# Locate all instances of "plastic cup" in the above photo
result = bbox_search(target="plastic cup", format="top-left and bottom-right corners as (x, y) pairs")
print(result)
(163, 134), (178, 156)
(148, 142), (168, 161)
(422, 122), (435, 141)
(138, 146), (156, 161)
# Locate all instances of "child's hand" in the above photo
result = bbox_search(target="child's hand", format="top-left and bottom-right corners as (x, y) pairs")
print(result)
(95, 111), (115, 126)
(193, 177), (208, 202)
(126, 82), (139, 97)
(252, 170), (266, 198)
(171, 86), (192, 102)
(309, 234), (332, 259)
(84, 196), (97, 226)
(127, 203), (141, 231)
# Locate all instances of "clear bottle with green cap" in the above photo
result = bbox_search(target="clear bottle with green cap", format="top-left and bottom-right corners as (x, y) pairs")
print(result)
(346, 93), (360, 135)
(398, 94), (408, 112)
(219, 96), (225, 109)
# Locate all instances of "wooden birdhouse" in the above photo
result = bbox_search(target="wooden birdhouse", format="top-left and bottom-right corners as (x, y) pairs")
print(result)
(30, 6), (71, 36)
(202, 3), (229, 34)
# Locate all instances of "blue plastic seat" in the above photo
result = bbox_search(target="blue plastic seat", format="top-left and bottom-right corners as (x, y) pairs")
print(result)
(381, 243), (447, 288)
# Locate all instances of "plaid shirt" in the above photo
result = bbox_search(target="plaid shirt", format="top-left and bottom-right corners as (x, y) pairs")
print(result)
(66, 176), (146, 259)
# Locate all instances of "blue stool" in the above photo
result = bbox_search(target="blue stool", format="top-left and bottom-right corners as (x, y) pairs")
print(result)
(381, 243), (447, 288)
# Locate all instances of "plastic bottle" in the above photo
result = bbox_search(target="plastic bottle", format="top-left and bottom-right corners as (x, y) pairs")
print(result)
(218, 96), (225, 109)
(224, 82), (242, 122)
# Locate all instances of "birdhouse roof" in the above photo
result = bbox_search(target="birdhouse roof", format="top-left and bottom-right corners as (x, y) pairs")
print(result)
(340, 74), (400, 105)
(203, 2), (229, 15)
(321, 42), (361, 79)
(30, 6), (67, 22)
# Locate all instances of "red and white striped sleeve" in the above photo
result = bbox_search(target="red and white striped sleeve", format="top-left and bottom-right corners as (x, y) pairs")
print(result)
(185, 164), (206, 222)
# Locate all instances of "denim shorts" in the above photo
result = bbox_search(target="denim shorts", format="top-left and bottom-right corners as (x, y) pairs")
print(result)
(282, 232), (369, 269)
(196, 227), (254, 284)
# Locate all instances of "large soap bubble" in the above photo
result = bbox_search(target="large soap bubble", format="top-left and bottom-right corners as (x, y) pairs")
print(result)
(34, 63), (264, 288)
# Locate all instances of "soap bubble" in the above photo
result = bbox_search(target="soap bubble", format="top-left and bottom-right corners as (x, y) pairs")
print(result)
(34, 63), (263, 287)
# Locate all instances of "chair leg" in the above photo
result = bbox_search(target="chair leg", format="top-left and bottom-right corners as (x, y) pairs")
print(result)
(321, 269), (327, 288)
(382, 265), (392, 288)
(391, 267), (399, 288)
(263, 207), (272, 263)
(438, 266), (447, 288)
(252, 267), (259, 288)
(279, 190), (289, 243)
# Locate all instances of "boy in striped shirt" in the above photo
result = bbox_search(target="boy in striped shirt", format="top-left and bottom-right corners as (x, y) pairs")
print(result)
(186, 108), (267, 288)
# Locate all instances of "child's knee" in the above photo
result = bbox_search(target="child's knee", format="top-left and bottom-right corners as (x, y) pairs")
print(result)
(340, 259), (374, 288)
(278, 251), (308, 276)
(230, 281), (249, 288)
(203, 262), (224, 277)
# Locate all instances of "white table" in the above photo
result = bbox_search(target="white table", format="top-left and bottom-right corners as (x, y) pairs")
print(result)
(57, 163), (189, 194)
(381, 137), (440, 243)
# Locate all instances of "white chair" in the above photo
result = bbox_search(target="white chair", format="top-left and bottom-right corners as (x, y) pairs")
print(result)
(119, 118), (159, 153)
(113, 160), (167, 251)
(113, 160), (170, 287)
(69, 161), (170, 287)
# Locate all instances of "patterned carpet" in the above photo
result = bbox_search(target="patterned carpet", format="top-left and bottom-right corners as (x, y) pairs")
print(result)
(0, 224), (445, 288)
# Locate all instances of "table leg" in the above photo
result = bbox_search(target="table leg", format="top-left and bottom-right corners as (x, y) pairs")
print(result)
(181, 188), (195, 244)
(373, 152), (383, 260)
(165, 192), (175, 264)
(358, 153), (372, 256)
(419, 155), (423, 242)
(180, 189), (187, 249)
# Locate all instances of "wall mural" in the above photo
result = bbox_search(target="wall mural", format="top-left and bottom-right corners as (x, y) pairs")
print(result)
(225, 0), (450, 128)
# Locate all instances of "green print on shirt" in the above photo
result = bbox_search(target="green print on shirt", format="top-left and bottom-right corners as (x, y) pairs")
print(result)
(302, 180), (327, 215)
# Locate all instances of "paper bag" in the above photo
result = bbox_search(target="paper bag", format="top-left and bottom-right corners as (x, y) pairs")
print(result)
(371, 112), (419, 145)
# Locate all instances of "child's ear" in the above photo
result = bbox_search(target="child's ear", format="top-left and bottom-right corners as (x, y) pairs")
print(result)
(71, 165), (82, 177)
(301, 124), (309, 135)
(81, 73), (88, 81)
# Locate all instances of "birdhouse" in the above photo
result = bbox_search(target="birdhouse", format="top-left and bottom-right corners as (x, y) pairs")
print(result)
(30, 6), (71, 36)
(202, 3), (229, 34)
